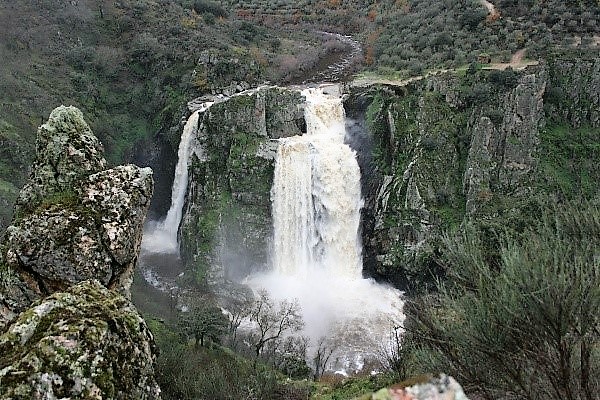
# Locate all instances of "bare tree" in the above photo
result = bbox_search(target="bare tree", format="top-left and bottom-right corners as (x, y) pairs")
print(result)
(378, 325), (406, 377)
(248, 290), (304, 357)
(312, 337), (337, 381)
(224, 298), (252, 350)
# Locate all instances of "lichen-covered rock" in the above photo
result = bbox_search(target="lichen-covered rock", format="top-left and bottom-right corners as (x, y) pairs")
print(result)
(356, 374), (468, 400)
(0, 107), (153, 329)
(2, 166), (152, 311)
(81, 165), (154, 294)
(0, 280), (161, 400)
(14, 106), (107, 215)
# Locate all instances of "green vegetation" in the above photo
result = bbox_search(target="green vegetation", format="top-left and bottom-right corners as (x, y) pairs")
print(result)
(539, 123), (600, 199)
(143, 291), (314, 400)
(400, 202), (600, 399)
(312, 373), (399, 400)
(178, 300), (228, 347)
(368, 0), (598, 72)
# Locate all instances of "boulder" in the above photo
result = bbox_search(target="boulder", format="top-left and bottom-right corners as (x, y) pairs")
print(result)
(356, 374), (468, 400)
(0, 280), (161, 399)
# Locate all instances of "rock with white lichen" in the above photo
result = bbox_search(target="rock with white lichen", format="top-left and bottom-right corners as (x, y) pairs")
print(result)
(356, 374), (469, 400)
(0, 280), (161, 399)
(0, 107), (153, 329)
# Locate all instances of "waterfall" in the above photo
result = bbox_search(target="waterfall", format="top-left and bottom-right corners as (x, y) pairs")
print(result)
(272, 87), (362, 277)
(250, 84), (404, 374)
(142, 102), (213, 254)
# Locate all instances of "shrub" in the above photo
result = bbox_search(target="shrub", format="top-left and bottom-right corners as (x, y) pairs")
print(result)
(193, 0), (228, 18)
(403, 202), (600, 399)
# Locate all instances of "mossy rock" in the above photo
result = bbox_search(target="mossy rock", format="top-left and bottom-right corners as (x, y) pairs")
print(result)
(0, 280), (161, 399)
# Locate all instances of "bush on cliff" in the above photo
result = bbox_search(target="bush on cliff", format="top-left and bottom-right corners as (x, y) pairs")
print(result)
(401, 201), (600, 400)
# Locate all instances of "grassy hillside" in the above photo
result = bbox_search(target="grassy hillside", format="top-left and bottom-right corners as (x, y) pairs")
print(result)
(0, 0), (336, 227)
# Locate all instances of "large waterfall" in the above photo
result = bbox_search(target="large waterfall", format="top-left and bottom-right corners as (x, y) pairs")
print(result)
(139, 84), (404, 373)
(250, 84), (404, 374)
(272, 87), (362, 278)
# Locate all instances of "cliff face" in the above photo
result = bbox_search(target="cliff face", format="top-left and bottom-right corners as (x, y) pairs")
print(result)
(178, 57), (598, 292)
(180, 87), (304, 286)
(545, 54), (600, 128)
(352, 56), (599, 290)
(0, 106), (159, 398)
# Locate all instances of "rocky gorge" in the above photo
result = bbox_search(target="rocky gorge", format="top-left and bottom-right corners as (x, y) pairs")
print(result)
(0, 49), (597, 399)
(168, 53), (599, 295)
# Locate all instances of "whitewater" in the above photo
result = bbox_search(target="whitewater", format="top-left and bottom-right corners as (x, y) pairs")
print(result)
(248, 84), (404, 374)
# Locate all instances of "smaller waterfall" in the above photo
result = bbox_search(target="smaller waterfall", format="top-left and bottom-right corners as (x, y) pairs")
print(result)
(142, 102), (212, 254)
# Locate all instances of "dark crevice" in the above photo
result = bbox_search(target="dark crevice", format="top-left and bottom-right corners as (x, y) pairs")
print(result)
(14, 254), (51, 297)
(48, 158), (61, 182)
(97, 229), (128, 290)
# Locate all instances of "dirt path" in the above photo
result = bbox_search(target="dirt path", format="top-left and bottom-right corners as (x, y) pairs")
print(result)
(350, 48), (538, 89)
(511, 48), (525, 64)
(350, 69), (451, 88)
(483, 48), (538, 70)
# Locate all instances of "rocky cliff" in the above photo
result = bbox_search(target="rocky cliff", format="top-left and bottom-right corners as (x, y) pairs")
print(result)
(180, 87), (304, 286)
(351, 55), (599, 290)
(177, 56), (599, 293)
(0, 106), (160, 398)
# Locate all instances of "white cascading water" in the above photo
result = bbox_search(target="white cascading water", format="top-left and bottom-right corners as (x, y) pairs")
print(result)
(272, 87), (362, 278)
(142, 102), (213, 255)
(249, 84), (404, 374)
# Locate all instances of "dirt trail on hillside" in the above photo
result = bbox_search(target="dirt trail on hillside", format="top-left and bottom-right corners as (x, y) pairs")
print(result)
(483, 48), (538, 70)
(350, 48), (538, 89)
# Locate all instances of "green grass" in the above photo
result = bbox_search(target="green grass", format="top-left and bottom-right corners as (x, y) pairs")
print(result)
(311, 373), (399, 400)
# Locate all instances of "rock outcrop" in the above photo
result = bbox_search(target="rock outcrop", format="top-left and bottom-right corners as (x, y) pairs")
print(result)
(0, 106), (159, 399)
(180, 87), (304, 286)
(0, 280), (161, 399)
(545, 54), (600, 128)
(14, 106), (107, 216)
(355, 374), (468, 400)
(1, 107), (153, 327)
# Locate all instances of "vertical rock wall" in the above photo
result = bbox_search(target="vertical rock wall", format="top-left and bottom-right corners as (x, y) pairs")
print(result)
(180, 87), (305, 287)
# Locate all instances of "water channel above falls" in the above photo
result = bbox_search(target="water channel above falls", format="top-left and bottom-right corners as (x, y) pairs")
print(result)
(139, 83), (404, 375)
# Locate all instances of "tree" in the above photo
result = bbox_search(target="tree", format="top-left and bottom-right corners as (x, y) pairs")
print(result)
(312, 337), (337, 381)
(404, 202), (600, 400)
(248, 290), (304, 357)
(179, 300), (228, 347)
(223, 297), (252, 350)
